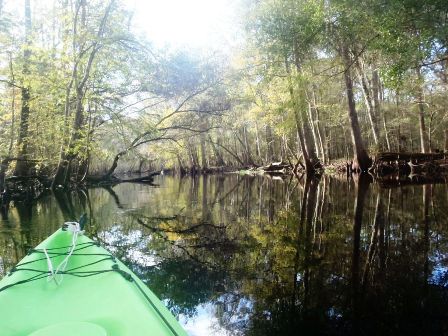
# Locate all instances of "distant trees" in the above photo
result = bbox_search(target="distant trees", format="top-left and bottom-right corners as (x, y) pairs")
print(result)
(0, 1), (229, 185)
(1, 0), (448, 184)
(237, 0), (448, 172)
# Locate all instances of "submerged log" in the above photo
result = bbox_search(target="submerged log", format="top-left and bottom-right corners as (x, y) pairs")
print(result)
(86, 171), (160, 185)
(408, 161), (442, 175)
(259, 161), (291, 174)
(120, 171), (160, 183)
(375, 152), (446, 164)
(200, 166), (239, 174)
(372, 152), (448, 177)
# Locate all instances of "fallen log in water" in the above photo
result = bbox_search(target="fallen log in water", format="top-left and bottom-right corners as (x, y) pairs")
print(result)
(257, 161), (291, 174)
(375, 152), (446, 163)
(119, 171), (160, 183)
(86, 171), (160, 185)
(200, 166), (240, 174)
(408, 161), (442, 175)
(371, 152), (448, 177)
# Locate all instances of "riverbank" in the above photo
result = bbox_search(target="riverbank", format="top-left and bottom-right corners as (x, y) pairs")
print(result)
(2, 151), (448, 209)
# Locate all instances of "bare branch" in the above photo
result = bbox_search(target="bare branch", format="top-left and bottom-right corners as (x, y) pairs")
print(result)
(205, 138), (244, 165)
(0, 79), (24, 89)
(118, 96), (167, 113)
(158, 125), (221, 133)
(133, 136), (180, 148)
(413, 56), (448, 69)
(155, 83), (217, 127)
(175, 105), (230, 115)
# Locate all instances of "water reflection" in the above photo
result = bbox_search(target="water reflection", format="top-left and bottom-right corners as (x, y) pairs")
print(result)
(1, 174), (448, 335)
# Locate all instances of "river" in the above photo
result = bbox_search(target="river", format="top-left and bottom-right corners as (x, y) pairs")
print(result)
(1, 174), (448, 335)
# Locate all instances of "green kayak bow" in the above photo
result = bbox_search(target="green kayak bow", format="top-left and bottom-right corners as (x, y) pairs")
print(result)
(0, 222), (187, 336)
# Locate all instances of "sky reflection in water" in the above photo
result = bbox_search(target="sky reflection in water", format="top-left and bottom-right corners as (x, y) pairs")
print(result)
(1, 174), (448, 335)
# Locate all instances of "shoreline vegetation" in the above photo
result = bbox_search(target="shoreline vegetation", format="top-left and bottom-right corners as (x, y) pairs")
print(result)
(2, 150), (448, 208)
(1, 0), (448, 205)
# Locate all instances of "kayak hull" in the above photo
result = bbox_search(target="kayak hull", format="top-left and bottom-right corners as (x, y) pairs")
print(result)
(0, 229), (187, 336)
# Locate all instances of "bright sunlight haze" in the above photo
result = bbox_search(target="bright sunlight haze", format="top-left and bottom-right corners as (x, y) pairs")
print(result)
(130, 0), (240, 50)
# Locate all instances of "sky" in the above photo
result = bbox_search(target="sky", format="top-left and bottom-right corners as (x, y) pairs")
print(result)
(2, 0), (244, 54)
(129, 0), (243, 52)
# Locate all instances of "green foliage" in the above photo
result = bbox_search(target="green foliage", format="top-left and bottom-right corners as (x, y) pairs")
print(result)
(1, 0), (448, 176)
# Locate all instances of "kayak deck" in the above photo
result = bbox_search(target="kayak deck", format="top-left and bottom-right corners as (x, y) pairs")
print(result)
(0, 229), (187, 336)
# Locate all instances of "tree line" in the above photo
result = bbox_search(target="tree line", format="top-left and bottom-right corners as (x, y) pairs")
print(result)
(0, 0), (448, 188)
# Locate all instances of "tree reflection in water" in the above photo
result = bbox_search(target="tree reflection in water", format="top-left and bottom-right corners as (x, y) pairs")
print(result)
(1, 174), (448, 335)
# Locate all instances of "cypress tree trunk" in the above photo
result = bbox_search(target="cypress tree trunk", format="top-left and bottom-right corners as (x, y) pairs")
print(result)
(243, 125), (253, 164)
(200, 133), (207, 169)
(372, 69), (390, 151)
(310, 87), (326, 163)
(306, 102), (322, 159)
(416, 67), (430, 153)
(265, 125), (275, 162)
(14, 0), (32, 177)
(285, 55), (321, 173)
(444, 130), (448, 153)
(341, 46), (372, 172)
(208, 135), (225, 166)
(355, 60), (380, 146)
(299, 110), (320, 168)
(297, 127), (312, 172)
(255, 121), (262, 161)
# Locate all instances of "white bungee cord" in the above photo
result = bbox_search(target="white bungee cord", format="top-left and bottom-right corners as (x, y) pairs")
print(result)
(44, 221), (84, 284)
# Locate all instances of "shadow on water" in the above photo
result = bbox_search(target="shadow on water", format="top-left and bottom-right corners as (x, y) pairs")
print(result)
(1, 174), (448, 335)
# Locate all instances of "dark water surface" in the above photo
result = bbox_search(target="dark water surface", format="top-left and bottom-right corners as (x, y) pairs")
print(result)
(1, 174), (448, 335)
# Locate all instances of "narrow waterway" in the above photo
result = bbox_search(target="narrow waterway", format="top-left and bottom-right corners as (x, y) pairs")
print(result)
(1, 174), (448, 335)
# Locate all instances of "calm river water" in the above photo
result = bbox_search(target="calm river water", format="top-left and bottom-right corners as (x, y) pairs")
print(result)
(1, 174), (448, 335)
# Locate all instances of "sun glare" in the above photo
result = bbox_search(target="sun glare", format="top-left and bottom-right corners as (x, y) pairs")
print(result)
(130, 0), (240, 50)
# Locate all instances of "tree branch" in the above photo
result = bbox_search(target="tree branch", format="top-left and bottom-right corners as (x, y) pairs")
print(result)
(0, 79), (24, 89)
(155, 83), (218, 127)
(205, 138), (244, 165)
(413, 56), (448, 69)
(158, 125), (221, 133)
